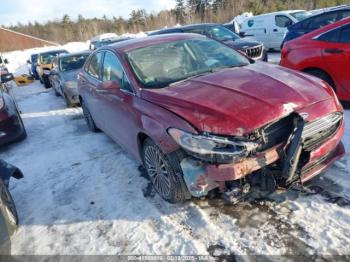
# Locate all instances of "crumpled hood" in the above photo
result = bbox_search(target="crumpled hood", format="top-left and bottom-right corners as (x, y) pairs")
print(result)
(141, 62), (335, 136)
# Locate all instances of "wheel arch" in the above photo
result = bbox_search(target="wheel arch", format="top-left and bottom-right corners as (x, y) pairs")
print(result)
(302, 67), (336, 90)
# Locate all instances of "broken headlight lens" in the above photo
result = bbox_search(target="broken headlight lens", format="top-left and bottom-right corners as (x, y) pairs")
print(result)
(168, 128), (259, 156)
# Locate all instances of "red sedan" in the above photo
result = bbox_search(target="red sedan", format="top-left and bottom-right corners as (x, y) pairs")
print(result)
(78, 34), (344, 203)
(280, 17), (350, 101)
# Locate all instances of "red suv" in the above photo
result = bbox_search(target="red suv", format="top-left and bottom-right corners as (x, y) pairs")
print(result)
(280, 17), (350, 101)
(78, 34), (344, 203)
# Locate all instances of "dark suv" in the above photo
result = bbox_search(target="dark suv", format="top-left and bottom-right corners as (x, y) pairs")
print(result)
(149, 24), (268, 61)
(282, 6), (350, 47)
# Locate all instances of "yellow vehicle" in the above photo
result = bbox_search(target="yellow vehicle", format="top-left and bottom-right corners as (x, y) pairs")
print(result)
(36, 49), (68, 88)
(14, 74), (34, 86)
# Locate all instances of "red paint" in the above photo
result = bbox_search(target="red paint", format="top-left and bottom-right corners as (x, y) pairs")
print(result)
(280, 17), (350, 101)
(78, 34), (344, 182)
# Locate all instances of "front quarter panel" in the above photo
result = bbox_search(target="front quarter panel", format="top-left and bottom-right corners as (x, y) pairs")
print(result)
(134, 96), (198, 161)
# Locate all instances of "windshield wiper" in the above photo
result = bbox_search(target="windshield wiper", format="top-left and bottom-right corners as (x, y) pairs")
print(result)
(168, 70), (213, 87)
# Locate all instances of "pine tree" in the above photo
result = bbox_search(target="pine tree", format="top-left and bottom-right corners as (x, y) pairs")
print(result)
(175, 0), (186, 24)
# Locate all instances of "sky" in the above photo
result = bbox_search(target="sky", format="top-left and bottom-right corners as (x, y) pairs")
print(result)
(0, 0), (176, 26)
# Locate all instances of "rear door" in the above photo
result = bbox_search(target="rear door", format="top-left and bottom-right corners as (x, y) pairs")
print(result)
(319, 25), (350, 97)
(80, 51), (105, 128)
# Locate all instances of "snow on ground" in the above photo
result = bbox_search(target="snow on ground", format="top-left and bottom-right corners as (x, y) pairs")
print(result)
(0, 44), (349, 257)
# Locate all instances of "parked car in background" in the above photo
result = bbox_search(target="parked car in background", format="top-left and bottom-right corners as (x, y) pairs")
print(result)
(26, 53), (39, 80)
(78, 34), (344, 203)
(91, 37), (132, 50)
(36, 49), (68, 88)
(280, 17), (350, 101)
(0, 73), (26, 146)
(240, 10), (311, 50)
(0, 160), (23, 254)
(0, 55), (9, 75)
(89, 33), (118, 50)
(149, 24), (268, 61)
(50, 51), (91, 107)
(282, 6), (350, 47)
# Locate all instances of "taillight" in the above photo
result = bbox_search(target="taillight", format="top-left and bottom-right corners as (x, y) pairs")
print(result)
(281, 45), (291, 59)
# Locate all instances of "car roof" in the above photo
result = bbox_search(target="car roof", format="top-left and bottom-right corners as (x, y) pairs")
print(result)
(151, 23), (221, 34)
(249, 10), (306, 18)
(103, 33), (206, 53)
(295, 16), (350, 41)
(38, 49), (67, 55)
(290, 6), (350, 29)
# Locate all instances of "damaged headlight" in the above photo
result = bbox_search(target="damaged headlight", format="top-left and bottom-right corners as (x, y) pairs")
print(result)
(168, 128), (259, 157)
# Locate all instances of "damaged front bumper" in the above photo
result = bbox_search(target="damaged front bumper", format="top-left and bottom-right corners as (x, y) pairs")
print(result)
(180, 113), (345, 198)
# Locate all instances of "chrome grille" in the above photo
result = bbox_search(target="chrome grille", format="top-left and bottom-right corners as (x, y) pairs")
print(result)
(302, 112), (343, 150)
(245, 45), (263, 59)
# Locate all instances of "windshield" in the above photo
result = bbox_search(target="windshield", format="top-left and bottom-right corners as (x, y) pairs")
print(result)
(60, 54), (89, 71)
(290, 11), (312, 21)
(127, 38), (250, 89)
(207, 26), (240, 41)
(41, 51), (67, 64)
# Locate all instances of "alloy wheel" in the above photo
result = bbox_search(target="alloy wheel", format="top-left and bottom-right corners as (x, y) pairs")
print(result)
(144, 146), (171, 198)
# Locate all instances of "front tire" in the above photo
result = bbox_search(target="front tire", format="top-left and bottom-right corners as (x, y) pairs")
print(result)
(81, 99), (98, 132)
(142, 138), (190, 203)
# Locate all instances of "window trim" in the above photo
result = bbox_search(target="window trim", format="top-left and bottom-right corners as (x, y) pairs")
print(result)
(86, 51), (104, 81)
(102, 50), (134, 95)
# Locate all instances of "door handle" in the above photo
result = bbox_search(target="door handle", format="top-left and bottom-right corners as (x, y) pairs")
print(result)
(324, 48), (344, 54)
(273, 29), (278, 32)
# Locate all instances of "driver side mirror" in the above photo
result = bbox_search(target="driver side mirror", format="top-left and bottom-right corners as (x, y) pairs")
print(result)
(27, 60), (31, 64)
(4, 58), (9, 64)
(1, 73), (14, 83)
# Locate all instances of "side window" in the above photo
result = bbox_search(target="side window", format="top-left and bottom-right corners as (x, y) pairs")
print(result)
(317, 28), (340, 42)
(184, 28), (204, 35)
(87, 52), (103, 79)
(339, 10), (350, 19)
(275, 15), (293, 28)
(102, 52), (132, 92)
(308, 12), (338, 30)
(339, 27), (350, 43)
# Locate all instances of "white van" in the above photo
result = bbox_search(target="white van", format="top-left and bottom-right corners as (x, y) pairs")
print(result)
(240, 10), (311, 50)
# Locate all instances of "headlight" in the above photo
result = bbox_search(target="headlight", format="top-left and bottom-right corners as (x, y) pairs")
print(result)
(168, 128), (259, 157)
(64, 81), (77, 89)
(43, 69), (51, 75)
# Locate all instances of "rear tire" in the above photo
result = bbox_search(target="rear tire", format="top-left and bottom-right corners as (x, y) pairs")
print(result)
(142, 138), (190, 203)
(81, 99), (98, 132)
(304, 69), (335, 89)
